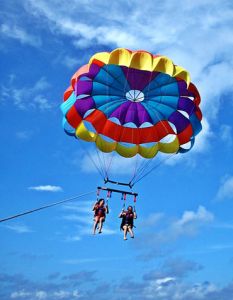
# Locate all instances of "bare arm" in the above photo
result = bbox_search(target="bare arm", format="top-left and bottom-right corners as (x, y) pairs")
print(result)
(133, 211), (137, 219)
(118, 210), (125, 218)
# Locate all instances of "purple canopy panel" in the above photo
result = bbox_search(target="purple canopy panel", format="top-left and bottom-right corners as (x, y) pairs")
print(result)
(178, 97), (195, 115)
(121, 66), (158, 91)
(168, 111), (190, 133)
(134, 103), (153, 125)
(75, 81), (93, 96)
(110, 102), (153, 126)
(74, 97), (95, 117)
(177, 81), (194, 97)
(88, 63), (101, 78)
(110, 102), (131, 124)
(124, 102), (141, 126)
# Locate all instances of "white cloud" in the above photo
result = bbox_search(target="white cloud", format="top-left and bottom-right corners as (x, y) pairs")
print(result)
(62, 56), (81, 69)
(144, 277), (177, 297)
(179, 282), (217, 299)
(35, 291), (47, 300)
(64, 224), (117, 241)
(73, 38), (93, 49)
(192, 118), (213, 154)
(63, 214), (92, 225)
(220, 124), (232, 145)
(137, 206), (214, 254)
(62, 201), (93, 213)
(0, 23), (41, 47)
(55, 54), (86, 69)
(62, 201), (94, 241)
(4, 224), (32, 234)
(80, 225), (117, 236)
(164, 118), (214, 168)
(216, 176), (233, 201)
(24, 1), (233, 66)
(197, 62), (233, 120)
(139, 213), (165, 227)
(175, 206), (214, 227)
(156, 277), (176, 286)
(159, 206), (214, 240)
(65, 235), (82, 242)
(4, 265), (233, 300)
(168, 206), (214, 239)
(53, 290), (81, 299)
(10, 289), (80, 299)
(33, 95), (52, 110)
(11, 290), (31, 298)
(1, 77), (51, 110)
(143, 275), (218, 300)
(28, 185), (63, 192)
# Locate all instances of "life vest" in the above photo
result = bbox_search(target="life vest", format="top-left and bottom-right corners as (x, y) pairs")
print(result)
(121, 211), (134, 229)
(94, 205), (106, 217)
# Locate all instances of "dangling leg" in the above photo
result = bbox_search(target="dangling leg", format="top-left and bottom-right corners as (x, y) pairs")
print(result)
(123, 225), (128, 240)
(93, 217), (99, 235)
(128, 226), (134, 238)
(98, 217), (105, 233)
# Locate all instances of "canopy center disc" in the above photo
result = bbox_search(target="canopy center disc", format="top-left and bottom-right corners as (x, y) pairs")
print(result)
(125, 90), (144, 102)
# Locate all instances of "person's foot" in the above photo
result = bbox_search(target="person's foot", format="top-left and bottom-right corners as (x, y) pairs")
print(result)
(131, 235), (134, 238)
(98, 230), (102, 234)
(124, 237), (127, 240)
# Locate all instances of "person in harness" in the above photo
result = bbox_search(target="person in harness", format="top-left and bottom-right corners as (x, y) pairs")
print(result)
(119, 206), (137, 240)
(92, 198), (109, 234)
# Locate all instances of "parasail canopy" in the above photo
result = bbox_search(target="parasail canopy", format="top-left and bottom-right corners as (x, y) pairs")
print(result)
(61, 48), (202, 160)
(61, 48), (202, 186)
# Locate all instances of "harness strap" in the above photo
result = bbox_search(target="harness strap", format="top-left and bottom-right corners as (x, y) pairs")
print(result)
(96, 188), (100, 200)
(107, 190), (112, 199)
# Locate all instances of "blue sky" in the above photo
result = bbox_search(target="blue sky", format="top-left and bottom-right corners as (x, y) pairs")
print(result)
(1, 0), (233, 299)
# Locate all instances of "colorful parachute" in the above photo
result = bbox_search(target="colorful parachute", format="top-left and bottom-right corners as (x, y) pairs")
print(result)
(61, 48), (202, 162)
